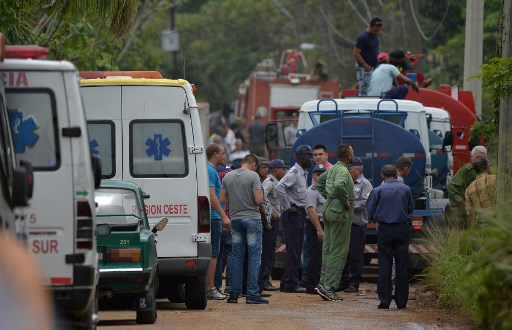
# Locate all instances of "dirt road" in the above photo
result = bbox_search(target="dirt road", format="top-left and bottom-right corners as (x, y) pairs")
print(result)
(98, 281), (472, 329)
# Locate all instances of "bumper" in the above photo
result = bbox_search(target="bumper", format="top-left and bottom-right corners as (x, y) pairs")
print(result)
(158, 242), (210, 277)
(98, 267), (153, 293)
(51, 265), (96, 315)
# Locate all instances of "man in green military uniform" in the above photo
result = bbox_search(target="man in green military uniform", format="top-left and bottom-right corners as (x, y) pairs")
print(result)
(314, 144), (355, 301)
(447, 145), (487, 228)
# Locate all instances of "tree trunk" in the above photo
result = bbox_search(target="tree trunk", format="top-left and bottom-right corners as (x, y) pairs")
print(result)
(497, 0), (512, 219)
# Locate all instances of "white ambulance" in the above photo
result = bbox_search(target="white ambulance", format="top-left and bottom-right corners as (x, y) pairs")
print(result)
(80, 72), (211, 310)
(1, 45), (102, 328)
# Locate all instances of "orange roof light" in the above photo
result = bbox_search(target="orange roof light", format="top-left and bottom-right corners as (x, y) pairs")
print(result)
(79, 71), (163, 79)
(5, 45), (49, 59)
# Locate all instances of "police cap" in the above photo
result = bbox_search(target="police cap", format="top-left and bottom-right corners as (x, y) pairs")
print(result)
(295, 144), (313, 155)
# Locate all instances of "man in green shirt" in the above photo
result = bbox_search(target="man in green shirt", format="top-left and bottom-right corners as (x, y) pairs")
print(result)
(315, 144), (355, 301)
(447, 145), (487, 228)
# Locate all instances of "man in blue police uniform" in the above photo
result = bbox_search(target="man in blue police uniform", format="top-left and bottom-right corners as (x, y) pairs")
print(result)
(366, 164), (414, 309)
(276, 145), (314, 292)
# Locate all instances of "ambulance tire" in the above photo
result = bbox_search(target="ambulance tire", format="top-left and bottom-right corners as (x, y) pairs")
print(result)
(79, 290), (98, 330)
(185, 276), (207, 310)
(136, 277), (158, 324)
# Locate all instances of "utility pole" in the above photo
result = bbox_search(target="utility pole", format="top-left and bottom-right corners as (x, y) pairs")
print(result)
(169, 1), (180, 78)
(463, 0), (483, 117)
(497, 0), (512, 219)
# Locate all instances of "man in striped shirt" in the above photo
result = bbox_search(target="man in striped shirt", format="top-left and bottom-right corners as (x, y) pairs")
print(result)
(465, 157), (497, 226)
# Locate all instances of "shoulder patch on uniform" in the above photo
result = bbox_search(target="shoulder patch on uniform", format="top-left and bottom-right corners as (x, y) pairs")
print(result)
(292, 169), (298, 174)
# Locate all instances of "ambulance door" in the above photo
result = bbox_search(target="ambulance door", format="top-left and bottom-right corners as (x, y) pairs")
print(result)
(82, 86), (122, 180)
(122, 85), (198, 258)
(5, 71), (74, 286)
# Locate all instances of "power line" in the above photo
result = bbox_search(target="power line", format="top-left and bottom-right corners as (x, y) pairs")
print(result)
(409, 0), (451, 41)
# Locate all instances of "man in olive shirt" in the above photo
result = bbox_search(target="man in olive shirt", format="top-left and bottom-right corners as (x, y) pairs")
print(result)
(315, 144), (355, 301)
(447, 145), (487, 228)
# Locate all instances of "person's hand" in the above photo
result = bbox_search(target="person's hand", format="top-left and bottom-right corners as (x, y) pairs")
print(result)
(289, 205), (299, 214)
(364, 64), (372, 72)
(221, 215), (231, 229)
(410, 81), (419, 93)
(265, 223), (272, 230)
(344, 201), (352, 210)
(316, 228), (324, 241)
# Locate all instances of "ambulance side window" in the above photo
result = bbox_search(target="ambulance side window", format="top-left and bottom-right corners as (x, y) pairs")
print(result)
(0, 94), (15, 193)
(6, 89), (59, 171)
(87, 121), (115, 178)
(129, 120), (188, 178)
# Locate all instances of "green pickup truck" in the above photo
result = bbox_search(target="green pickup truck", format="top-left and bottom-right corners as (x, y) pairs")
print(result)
(95, 180), (168, 324)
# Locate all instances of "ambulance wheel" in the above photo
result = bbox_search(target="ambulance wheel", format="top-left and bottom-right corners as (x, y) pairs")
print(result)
(185, 276), (207, 310)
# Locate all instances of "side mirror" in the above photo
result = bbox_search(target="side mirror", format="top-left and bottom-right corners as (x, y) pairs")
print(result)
(442, 131), (454, 151)
(152, 217), (169, 233)
(11, 161), (33, 207)
(91, 155), (102, 189)
(96, 223), (111, 236)
(265, 123), (278, 150)
(143, 194), (150, 199)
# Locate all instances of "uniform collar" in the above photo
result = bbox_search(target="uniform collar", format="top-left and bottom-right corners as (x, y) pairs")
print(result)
(293, 163), (307, 176)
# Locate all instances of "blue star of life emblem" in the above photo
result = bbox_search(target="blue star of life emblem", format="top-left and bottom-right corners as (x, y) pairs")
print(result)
(145, 134), (171, 160)
(90, 139), (100, 155)
(8, 110), (39, 153)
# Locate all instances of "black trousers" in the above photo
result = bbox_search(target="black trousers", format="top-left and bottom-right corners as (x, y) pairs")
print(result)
(341, 224), (367, 289)
(304, 220), (323, 290)
(279, 209), (305, 291)
(258, 219), (279, 286)
(377, 222), (411, 308)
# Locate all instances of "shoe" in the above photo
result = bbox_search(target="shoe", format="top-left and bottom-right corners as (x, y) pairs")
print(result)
(397, 305), (406, 310)
(315, 285), (332, 301)
(328, 289), (343, 301)
(207, 287), (226, 300)
(336, 284), (348, 292)
(260, 284), (278, 291)
(281, 287), (306, 293)
(344, 286), (358, 293)
(298, 278), (307, 287)
(260, 292), (272, 298)
(227, 293), (239, 303)
(378, 302), (389, 309)
(246, 297), (270, 304)
(305, 288), (317, 295)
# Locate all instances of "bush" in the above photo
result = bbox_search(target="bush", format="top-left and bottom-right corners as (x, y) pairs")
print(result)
(424, 216), (512, 329)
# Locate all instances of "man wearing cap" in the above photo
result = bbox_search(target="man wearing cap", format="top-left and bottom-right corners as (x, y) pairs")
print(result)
(276, 145), (314, 292)
(303, 164), (327, 294)
(367, 52), (419, 99)
(367, 164), (414, 309)
(353, 17), (383, 96)
(339, 157), (373, 293)
(259, 159), (287, 291)
(315, 144), (355, 301)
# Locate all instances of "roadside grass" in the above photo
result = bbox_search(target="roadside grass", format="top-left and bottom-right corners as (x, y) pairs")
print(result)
(423, 215), (512, 329)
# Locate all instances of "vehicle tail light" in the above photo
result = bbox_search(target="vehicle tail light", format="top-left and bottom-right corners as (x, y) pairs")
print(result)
(5, 45), (49, 59)
(109, 248), (141, 262)
(197, 196), (210, 233)
(76, 201), (93, 249)
(412, 216), (423, 230)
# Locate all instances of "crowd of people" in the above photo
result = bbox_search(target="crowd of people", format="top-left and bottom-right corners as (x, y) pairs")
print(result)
(206, 140), (430, 309)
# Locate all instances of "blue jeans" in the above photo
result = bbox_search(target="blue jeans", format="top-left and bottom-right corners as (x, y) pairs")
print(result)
(214, 228), (232, 289)
(230, 218), (263, 298)
(356, 64), (373, 96)
(383, 85), (409, 99)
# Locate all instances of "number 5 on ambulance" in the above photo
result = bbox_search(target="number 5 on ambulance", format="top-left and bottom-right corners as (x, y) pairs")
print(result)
(0, 40), (103, 328)
(80, 71), (211, 310)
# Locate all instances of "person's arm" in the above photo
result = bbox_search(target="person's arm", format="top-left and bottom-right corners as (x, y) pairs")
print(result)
(315, 171), (328, 198)
(407, 188), (415, 215)
(465, 189), (476, 225)
(366, 190), (377, 221)
(397, 73), (419, 93)
(353, 47), (371, 72)
(332, 168), (351, 209)
(307, 206), (324, 241)
(354, 181), (373, 210)
(276, 172), (294, 210)
(447, 168), (466, 209)
(211, 186), (230, 228)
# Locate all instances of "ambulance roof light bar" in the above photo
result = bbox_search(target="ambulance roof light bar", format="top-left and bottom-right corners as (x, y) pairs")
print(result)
(5, 45), (49, 59)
